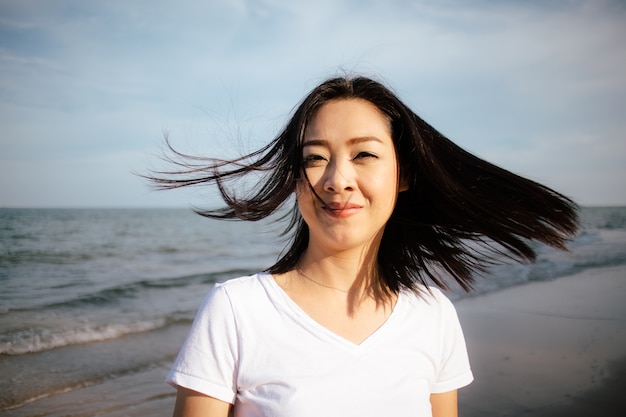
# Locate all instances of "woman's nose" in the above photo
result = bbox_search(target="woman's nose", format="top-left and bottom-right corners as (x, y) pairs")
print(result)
(323, 160), (355, 192)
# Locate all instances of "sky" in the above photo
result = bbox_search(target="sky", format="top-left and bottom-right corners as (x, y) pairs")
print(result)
(1, 0), (625, 208)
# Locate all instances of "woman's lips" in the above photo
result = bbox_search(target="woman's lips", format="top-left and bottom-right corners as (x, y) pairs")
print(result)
(322, 202), (363, 218)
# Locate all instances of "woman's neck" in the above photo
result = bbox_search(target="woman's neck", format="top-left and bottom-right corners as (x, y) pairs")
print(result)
(296, 243), (391, 303)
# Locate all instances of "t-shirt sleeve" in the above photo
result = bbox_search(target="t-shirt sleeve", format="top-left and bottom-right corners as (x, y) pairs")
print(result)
(166, 283), (239, 404)
(431, 291), (474, 393)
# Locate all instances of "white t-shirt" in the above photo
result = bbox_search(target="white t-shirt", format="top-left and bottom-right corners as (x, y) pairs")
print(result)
(167, 273), (473, 417)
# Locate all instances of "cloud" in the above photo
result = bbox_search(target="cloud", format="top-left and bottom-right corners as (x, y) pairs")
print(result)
(0, 0), (624, 207)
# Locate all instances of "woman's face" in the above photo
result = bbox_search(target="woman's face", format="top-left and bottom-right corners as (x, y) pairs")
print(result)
(297, 98), (405, 254)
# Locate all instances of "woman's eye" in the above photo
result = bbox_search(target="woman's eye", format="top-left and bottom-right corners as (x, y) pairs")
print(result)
(302, 154), (327, 167)
(354, 151), (377, 160)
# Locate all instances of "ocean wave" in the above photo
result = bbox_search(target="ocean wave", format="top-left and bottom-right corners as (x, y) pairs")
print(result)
(0, 250), (98, 266)
(3, 268), (255, 314)
(581, 206), (626, 230)
(0, 315), (191, 356)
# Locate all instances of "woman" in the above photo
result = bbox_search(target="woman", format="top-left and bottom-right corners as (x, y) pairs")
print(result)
(152, 76), (578, 417)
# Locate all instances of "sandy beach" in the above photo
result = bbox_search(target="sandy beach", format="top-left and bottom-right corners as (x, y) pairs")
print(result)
(458, 264), (626, 416)
(5, 264), (625, 416)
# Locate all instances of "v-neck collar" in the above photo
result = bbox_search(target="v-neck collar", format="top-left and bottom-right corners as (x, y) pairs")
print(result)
(259, 272), (404, 351)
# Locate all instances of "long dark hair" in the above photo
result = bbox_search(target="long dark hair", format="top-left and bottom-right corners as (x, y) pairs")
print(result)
(148, 75), (579, 293)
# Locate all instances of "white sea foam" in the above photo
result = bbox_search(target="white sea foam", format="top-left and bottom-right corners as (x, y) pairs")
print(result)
(0, 319), (168, 355)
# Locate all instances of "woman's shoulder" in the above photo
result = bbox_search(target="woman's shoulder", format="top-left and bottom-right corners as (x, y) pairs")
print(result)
(397, 286), (464, 335)
(207, 271), (275, 305)
(194, 272), (273, 316)
(215, 272), (268, 290)
(400, 285), (457, 312)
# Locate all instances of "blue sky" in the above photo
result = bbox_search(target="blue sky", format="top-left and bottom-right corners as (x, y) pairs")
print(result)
(1, 0), (625, 207)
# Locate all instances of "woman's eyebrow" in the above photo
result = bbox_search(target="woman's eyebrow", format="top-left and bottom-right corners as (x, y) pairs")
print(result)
(302, 136), (383, 147)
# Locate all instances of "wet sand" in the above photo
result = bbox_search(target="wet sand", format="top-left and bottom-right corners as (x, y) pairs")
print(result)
(457, 264), (626, 416)
(5, 264), (625, 416)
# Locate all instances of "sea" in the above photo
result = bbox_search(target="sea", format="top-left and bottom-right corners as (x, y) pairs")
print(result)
(1, 206), (626, 415)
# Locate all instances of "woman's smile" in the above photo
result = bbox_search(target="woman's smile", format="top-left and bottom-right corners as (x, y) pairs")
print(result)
(321, 201), (363, 218)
